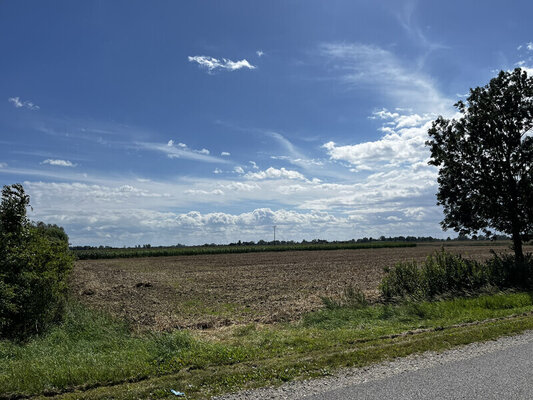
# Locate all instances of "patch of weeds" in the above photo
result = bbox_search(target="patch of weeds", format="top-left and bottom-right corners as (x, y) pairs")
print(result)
(321, 285), (368, 310)
(380, 249), (533, 302)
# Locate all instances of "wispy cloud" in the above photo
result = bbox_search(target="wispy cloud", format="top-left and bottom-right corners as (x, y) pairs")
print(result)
(41, 159), (77, 167)
(8, 97), (40, 110)
(0, 162), (7, 168)
(256, 50), (264, 57)
(527, 42), (533, 51)
(137, 141), (230, 164)
(318, 43), (452, 114)
(188, 55), (256, 72)
(221, 151), (231, 156)
(396, 1), (447, 53)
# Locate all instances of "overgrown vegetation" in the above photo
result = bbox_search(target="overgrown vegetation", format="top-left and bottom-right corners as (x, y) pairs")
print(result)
(321, 285), (368, 310)
(380, 249), (533, 301)
(2, 292), (533, 399)
(72, 241), (416, 260)
(0, 184), (74, 340)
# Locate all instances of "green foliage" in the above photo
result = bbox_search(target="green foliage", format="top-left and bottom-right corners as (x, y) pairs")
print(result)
(32, 221), (70, 244)
(380, 249), (533, 301)
(380, 260), (426, 300)
(485, 251), (533, 288)
(0, 184), (30, 241)
(427, 68), (533, 262)
(73, 241), (416, 260)
(0, 184), (74, 339)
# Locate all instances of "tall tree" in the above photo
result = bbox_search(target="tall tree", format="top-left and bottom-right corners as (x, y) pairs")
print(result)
(427, 68), (533, 263)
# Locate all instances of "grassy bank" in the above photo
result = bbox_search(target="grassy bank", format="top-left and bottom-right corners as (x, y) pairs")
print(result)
(2, 292), (533, 399)
(72, 241), (416, 260)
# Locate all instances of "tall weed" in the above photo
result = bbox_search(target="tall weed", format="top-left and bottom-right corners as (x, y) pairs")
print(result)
(380, 249), (533, 301)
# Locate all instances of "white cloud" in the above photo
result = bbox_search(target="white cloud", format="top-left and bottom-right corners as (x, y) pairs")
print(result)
(234, 166), (245, 174)
(521, 67), (533, 77)
(318, 43), (451, 114)
(185, 189), (224, 196)
(249, 161), (259, 169)
(256, 50), (264, 57)
(324, 128), (432, 171)
(15, 155), (445, 246)
(322, 107), (455, 173)
(8, 97), (40, 110)
(9, 97), (23, 107)
(188, 55), (256, 72)
(25, 179), (443, 246)
(41, 159), (77, 167)
(527, 42), (533, 51)
(245, 167), (307, 181)
(137, 141), (229, 164)
(213, 168), (223, 174)
(221, 151), (231, 156)
(0, 162), (7, 168)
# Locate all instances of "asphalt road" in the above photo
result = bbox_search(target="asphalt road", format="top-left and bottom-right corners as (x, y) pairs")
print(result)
(217, 331), (533, 400)
(307, 334), (533, 400)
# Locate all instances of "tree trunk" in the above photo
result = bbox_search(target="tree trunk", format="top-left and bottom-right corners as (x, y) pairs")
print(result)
(512, 230), (524, 264)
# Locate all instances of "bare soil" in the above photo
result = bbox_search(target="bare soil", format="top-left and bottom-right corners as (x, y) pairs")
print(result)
(70, 243), (532, 331)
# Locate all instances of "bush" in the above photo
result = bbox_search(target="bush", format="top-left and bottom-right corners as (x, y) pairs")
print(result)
(380, 248), (533, 302)
(485, 251), (533, 288)
(0, 184), (74, 339)
(380, 261), (425, 301)
(380, 249), (489, 301)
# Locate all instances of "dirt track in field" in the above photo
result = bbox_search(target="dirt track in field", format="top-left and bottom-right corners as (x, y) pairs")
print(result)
(70, 244), (532, 331)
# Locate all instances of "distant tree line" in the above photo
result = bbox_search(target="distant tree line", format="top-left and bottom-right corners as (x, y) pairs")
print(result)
(70, 233), (513, 251)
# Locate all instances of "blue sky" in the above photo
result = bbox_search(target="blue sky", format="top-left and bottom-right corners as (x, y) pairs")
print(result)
(1, 0), (533, 246)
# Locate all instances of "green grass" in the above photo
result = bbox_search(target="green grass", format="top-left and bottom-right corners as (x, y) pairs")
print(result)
(73, 241), (416, 260)
(2, 292), (533, 399)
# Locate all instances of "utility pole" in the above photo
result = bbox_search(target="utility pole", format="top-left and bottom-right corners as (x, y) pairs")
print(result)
(273, 225), (276, 243)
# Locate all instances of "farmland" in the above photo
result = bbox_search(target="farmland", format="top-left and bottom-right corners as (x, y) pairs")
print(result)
(3, 241), (533, 400)
(70, 242), (531, 331)
(72, 241), (416, 260)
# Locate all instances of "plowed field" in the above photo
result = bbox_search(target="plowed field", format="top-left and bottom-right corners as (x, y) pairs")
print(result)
(70, 243), (532, 331)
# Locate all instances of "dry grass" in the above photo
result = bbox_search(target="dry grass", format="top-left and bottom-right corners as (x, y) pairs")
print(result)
(70, 243), (532, 331)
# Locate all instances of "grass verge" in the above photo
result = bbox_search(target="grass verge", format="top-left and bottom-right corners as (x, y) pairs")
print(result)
(2, 293), (533, 400)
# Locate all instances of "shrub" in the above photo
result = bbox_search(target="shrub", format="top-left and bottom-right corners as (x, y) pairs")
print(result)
(485, 251), (533, 289)
(380, 248), (533, 302)
(0, 184), (74, 339)
(380, 249), (489, 301)
(380, 261), (425, 301)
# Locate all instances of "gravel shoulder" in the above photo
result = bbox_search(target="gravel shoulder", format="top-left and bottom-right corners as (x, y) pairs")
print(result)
(215, 330), (533, 399)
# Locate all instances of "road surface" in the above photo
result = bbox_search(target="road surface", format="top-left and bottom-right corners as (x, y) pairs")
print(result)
(217, 330), (533, 399)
